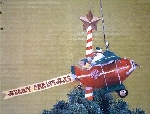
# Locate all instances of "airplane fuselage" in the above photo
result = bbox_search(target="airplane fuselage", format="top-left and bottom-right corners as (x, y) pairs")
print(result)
(72, 58), (136, 88)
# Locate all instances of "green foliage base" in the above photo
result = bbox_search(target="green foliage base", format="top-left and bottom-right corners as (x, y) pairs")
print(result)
(40, 87), (145, 114)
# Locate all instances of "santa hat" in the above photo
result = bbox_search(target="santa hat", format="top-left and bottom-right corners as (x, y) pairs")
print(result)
(95, 47), (103, 53)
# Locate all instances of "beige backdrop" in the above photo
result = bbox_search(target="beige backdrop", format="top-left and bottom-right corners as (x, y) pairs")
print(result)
(1, 0), (150, 114)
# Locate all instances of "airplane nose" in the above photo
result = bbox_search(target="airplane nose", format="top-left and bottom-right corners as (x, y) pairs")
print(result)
(126, 60), (138, 75)
(135, 63), (141, 68)
(131, 60), (141, 68)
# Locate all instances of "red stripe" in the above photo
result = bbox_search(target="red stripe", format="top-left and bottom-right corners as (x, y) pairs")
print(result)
(87, 38), (92, 43)
(85, 89), (93, 94)
(85, 88), (93, 100)
(87, 29), (92, 34)
(86, 46), (92, 50)
(86, 96), (93, 100)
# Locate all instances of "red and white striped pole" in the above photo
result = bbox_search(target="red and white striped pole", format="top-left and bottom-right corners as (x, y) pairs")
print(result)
(86, 25), (93, 58)
(85, 25), (94, 100)
(85, 87), (93, 100)
(79, 11), (100, 100)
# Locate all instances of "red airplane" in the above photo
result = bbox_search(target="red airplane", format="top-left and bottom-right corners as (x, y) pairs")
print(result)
(71, 57), (140, 100)
(70, 11), (140, 100)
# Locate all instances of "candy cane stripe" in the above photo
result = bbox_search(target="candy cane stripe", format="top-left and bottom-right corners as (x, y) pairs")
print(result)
(86, 49), (93, 56)
(87, 29), (92, 34)
(85, 87), (93, 100)
(86, 26), (93, 58)
(86, 46), (92, 50)
(87, 34), (92, 39)
(87, 38), (93, 43)
(86, 41), (92, 48)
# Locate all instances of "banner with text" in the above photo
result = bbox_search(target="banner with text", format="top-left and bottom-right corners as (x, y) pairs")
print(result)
(2, 73), (73, 100)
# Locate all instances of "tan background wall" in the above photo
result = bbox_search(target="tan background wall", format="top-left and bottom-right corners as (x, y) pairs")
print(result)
(1, 0), (150, 114)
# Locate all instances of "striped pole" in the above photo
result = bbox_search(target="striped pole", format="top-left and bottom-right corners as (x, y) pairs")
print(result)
(85, 87), (93, 100)
(85, 26), (94, 100)
(86, 26), (93, 58)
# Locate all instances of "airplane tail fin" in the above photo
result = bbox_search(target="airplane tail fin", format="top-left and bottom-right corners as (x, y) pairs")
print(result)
(71, 66), (84, 80)
(70, 66), (76, 81)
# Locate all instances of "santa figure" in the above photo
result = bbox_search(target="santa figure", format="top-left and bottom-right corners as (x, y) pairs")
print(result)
(91, 47), (105, 65)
